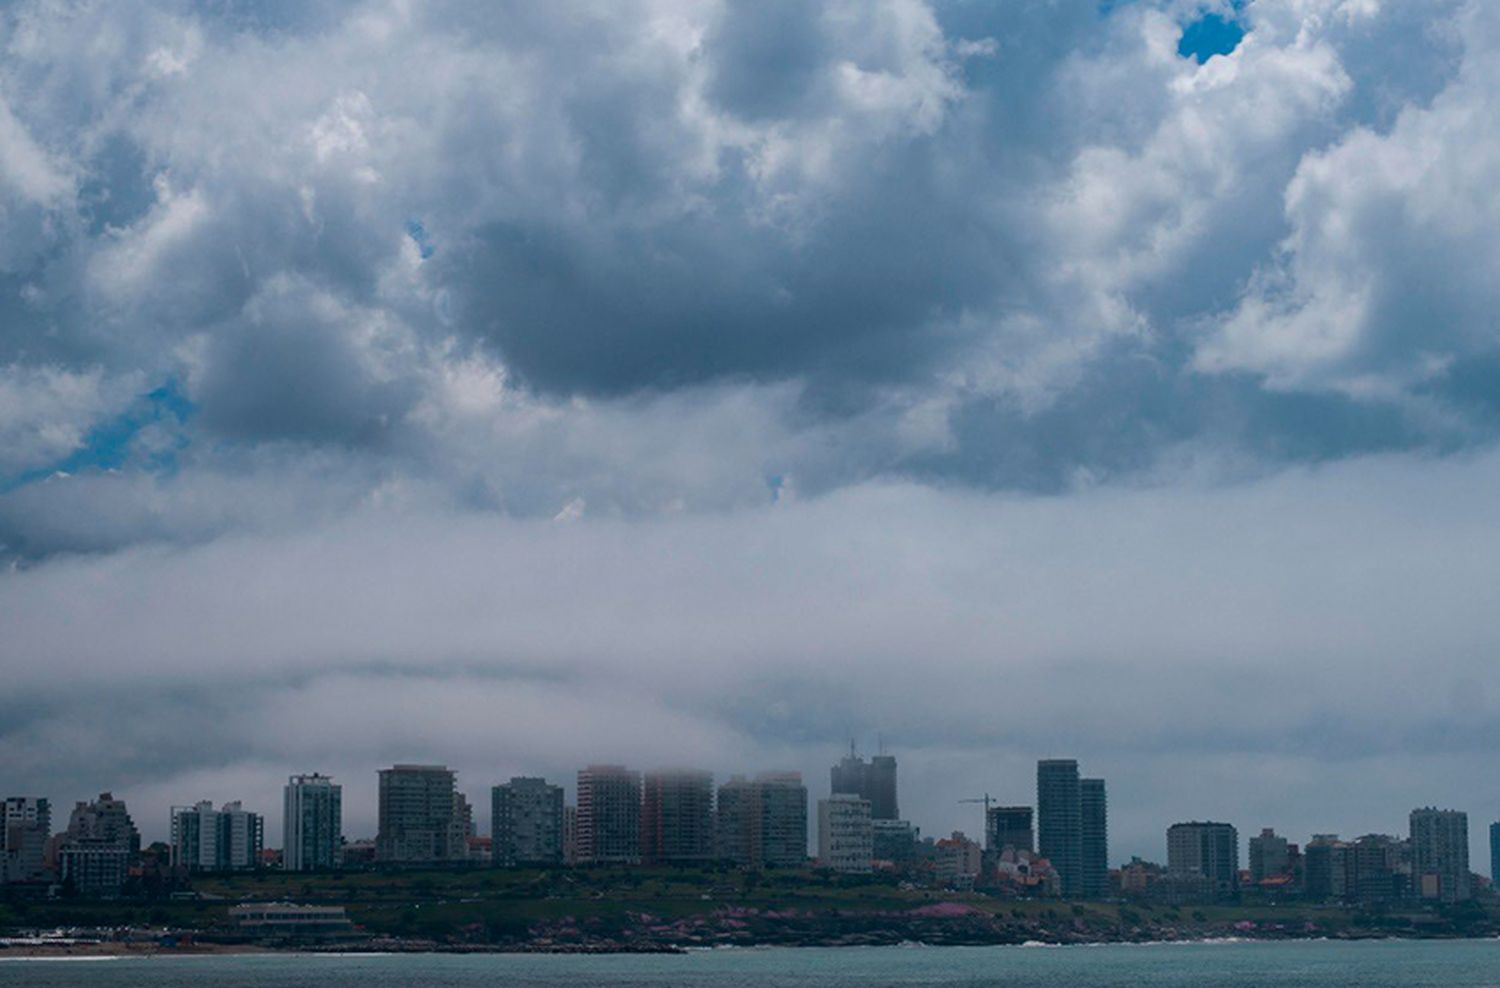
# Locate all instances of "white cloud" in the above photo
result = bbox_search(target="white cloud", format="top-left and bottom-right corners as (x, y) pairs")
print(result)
(0, 364), (140, 475)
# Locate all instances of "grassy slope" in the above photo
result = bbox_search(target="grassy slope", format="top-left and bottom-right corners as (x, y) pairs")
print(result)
(1, 868), (1486, 942)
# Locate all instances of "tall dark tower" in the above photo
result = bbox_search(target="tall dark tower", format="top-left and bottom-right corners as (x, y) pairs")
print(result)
(1037, 759), (1082, 897)
(830, 741), (866, 801)
(829, 742), (898, 822)
(1080, 778), (1108, 898)
(866, 755), (898, 821)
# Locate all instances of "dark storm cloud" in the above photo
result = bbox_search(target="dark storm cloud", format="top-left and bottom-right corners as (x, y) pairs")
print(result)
(706, 0), (831, 122)
(0, 0), (1493, 480)
(194, 280), (417, 444)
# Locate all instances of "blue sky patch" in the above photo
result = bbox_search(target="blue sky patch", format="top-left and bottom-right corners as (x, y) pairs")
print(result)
(1179, 8), (1246, 64)
(1, 379), (196, 493)
(407, 219), (436, 259)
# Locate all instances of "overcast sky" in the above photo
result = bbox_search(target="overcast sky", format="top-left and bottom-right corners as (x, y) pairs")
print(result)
(3, 0), (1500, 868)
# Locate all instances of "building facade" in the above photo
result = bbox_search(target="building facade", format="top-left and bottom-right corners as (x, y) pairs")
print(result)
(829, 749), (898, 821)
(563, 804), (578, 865)
(62, 793), (139, 856)
(1410, 807), (1469, 902)
(872, 818), (920, 863)
(817, 794), (873, 873)
(717, 772), (808, 869)
(377, 765), (464, 863)
(171, 801), (263, 871)
(641, 770), (715, 865)
(986, 805), (1033, 854)
(284, 773), (342, 872)
(935, 831), (983, 887)
(491, 777), (565, 866)
(1248, 828), (1290, 883)
(1080, 778), (1108, 899)
(1491, 821), (1500, 888)
(2, 797), (52, 883)
(1345, 834), (1403, 902)
(1303, 834), (1347, 900)
(1166, 821), (1239, 899)
(1037, 759), (1083, 897)
(59, 845), (130, 897)
(577, 765), (642, 865)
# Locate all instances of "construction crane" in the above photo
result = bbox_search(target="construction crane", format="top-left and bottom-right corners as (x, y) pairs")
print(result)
(958, 793), (996, 846)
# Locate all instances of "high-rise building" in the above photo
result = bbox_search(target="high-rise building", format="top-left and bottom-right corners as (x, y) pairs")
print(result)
(284, 774), (342, 872)
(62, 793), (139, 856)
(577, 765), (641, 865)
(171, 802), (217, 872)
(1346, 834), (1402, 902)
(1410, 807), (1470, 902)
(56, 793), (139, 896)
(492, 777), (565, 866)
(170, 801), (263, 871)
(756, 773), (809, 867)
(817, 794), (873, 873)
(563, 804), (578, 865)
(641, 770), (715, 865)
(1166, 821), (1239, 899)
(716, 772), (808, 869)
(828, 748), (898, 821)
(220, 802), (262, 869)
(1490, 821), (1500, 888)
(454, 790), (476, 859)
(1248, 828), (1290, 883)
(1303, 834), (1347, 900)
(986, 806), (1033, 854)
(867, 755), (898, 821)
(1037, 759), (1083, 897)
(716, 776), (756, 866)
(2, 797), (52, 883)
(377, 765), (464, 863)
(1080, 778), (1108, 899)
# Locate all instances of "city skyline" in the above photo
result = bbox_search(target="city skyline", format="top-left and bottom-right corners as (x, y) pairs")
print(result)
(10, 749), (1500, 883)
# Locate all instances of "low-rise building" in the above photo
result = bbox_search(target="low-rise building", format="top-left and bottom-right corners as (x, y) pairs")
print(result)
(934, 831), (983, 888)
(228, 902), (356, 940)
(58, 844), (131, 898)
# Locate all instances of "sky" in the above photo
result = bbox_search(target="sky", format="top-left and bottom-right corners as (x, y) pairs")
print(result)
(2, 0), (1500, 869)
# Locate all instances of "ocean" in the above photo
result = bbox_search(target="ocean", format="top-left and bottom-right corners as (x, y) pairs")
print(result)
(4, 940), (1500, 987)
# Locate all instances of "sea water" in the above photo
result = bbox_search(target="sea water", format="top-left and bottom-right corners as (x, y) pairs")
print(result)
(4, 939), (1500, 987)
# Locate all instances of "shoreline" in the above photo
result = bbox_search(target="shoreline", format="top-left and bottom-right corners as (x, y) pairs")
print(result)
(1, 930), (1492, 959)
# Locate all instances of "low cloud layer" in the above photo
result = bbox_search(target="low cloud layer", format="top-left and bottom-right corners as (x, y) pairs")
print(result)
(7, 452), (1500, 858)
(3, 0), (1500, 864)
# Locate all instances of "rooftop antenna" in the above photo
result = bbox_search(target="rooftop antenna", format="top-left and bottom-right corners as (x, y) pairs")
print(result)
(878, 732), (887, 755)
(849, 737), (858, 760)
